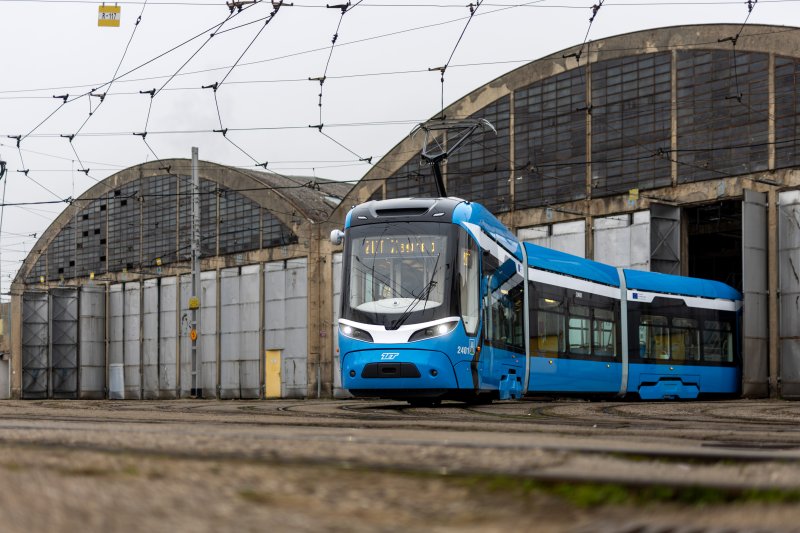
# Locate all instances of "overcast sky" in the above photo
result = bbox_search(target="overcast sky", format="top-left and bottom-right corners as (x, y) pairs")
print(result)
(0, 0), (797, 295)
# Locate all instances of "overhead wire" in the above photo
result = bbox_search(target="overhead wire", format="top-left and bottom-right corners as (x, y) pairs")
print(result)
(3, 22), (798, 99)
(203, 0), (288, 172)
(429, 0), (483, 118)
(3, 1), (798, 282)
(73, 0), (151, 139)
(11, 0), (269, 159)
(13, 145), (66, 201)
(2, 0), (280, 221)
(0, 12), (792, 108)
(303, 0), (374, 169)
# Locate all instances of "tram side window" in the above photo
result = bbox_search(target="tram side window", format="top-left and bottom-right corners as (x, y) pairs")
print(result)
(703, 320), (733, 363)
(482, 252), (525, 352)
(532, 287), (566, 354)
(671, 318), (700, 361)
(639, 315), (669, 359)
(458, 231), (480, 335)
(506, 284), (525, 350)
(569, 291), (617, 358)
(568, 305), (591, 355)
(593, 308), (616, 357)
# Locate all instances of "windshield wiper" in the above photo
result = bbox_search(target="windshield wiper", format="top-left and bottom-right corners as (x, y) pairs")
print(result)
(388, 255), (440, 330)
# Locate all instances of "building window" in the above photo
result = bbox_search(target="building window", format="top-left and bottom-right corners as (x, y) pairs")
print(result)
(676, 50), (769, 182)
(514, 68), (587, 209)
(591, 53), (672, 196)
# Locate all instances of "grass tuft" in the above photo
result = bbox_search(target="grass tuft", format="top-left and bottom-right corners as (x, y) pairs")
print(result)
(459, 474), (800, 508)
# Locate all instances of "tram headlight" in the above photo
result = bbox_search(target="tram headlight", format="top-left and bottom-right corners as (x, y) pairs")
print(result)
(339, 324), (374, 342)
(408, 321), (458, 343)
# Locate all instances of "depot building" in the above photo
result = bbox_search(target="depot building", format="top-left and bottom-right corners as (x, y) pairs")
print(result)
(6, 23), (800, 399)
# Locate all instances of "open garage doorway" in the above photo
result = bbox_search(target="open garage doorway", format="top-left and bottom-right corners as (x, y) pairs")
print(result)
(685, 201), (743, 292)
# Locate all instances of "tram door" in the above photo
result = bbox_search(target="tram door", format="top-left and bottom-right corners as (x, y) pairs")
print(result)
(481, 252), (525, 394)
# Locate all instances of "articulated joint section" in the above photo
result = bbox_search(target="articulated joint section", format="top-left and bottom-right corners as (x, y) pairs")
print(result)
(617, 267), (629, 398)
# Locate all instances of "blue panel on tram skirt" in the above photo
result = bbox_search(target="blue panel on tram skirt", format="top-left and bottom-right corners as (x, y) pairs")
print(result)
(628, 363), (740, 397)
(527, 356), (622, 393)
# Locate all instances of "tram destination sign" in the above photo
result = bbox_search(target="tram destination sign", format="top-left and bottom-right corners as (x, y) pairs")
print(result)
(361, 236), (443, 257)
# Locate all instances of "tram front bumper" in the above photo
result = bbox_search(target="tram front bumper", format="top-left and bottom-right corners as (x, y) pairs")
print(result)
(341, 349), (458, 391)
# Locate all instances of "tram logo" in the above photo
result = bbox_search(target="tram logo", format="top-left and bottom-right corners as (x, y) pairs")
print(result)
(380, 352), (400, 360)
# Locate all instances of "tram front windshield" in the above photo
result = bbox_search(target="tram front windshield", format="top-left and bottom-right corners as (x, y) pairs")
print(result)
(343, 222), (456, 329)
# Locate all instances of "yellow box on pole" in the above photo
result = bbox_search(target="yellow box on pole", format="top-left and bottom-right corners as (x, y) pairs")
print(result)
(98, 5), (121, 27)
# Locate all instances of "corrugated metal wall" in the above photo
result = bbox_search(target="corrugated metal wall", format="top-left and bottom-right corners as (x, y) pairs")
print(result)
(142, 279), (159, 399)
(108, 285), (124, 398)
(158, 278), (178, 398)
(594, 212), (650, 271)
(742, 189), (769, 397)
(19, 261), (309, 399)
(219, 265), (261, 399)
(518, 220), (586, 257)
(200, 271), (217, 397)
(266, 259), (308, 398)
(50, 288), (79, 399)
(23, 288), (104, 399)
(649, 204), (681, 275)
(123, 283), (141, 399)
(779, 190), (800, 398)
(21, 292), (49, 398)
(78, 287), (105, 399)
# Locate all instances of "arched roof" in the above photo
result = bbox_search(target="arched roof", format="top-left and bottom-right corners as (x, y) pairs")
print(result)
(15, 159), (352, 285)
(333, 23), (800, 220)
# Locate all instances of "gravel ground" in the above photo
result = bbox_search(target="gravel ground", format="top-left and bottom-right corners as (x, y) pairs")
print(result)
(0, 399), (798, 532)
(2, 445), (800, 533)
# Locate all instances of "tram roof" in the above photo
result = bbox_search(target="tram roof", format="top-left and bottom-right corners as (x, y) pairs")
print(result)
(523, 242), (741, 301)
(524, 242), (621, 287)
(623, 269), (742, 301)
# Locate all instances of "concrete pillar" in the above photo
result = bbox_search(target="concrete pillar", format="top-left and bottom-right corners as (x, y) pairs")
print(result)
(318, 237), (334, 399)
(9, 284), (23, 399)
(306, 223), (329, 398)
(768, 187), (779, 397)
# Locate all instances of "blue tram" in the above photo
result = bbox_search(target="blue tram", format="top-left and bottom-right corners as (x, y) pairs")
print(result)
(335, 197), (741, 403)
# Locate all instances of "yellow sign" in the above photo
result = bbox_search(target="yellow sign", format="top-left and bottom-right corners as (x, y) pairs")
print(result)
(98, 5), (121, 27)
(188, 296), (200, 310)
(629, 188), (639, 201)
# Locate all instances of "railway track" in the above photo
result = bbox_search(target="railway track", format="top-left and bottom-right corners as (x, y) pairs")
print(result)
(2, 399), (800, 468)
(0, 399), (799, 532)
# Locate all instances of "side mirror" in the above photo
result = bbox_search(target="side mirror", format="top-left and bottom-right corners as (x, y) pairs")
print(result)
(330, 229), (345, 246)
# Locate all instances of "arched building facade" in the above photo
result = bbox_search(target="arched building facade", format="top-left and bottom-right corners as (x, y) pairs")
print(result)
(9, 24), (800, 399)
(330, 24), (800, 399)
(10, 159), (349, 399)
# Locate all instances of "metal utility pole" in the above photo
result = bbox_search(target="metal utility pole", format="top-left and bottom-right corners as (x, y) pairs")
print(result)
(190, 147), (202, 397)
(0, 158), (5, 307)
